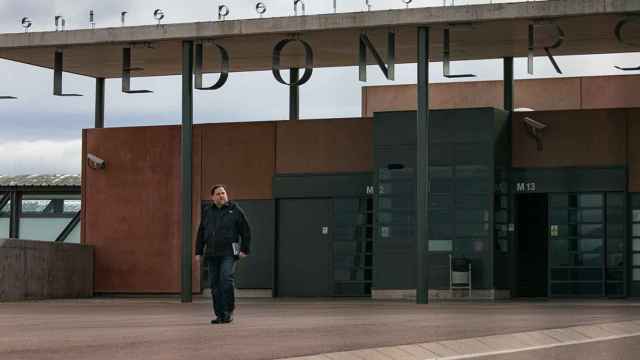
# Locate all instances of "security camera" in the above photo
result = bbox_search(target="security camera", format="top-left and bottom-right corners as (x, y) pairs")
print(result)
(87, 153), (106, 170)
(523, 117), (547, 151)
(523, 116), (547, 130)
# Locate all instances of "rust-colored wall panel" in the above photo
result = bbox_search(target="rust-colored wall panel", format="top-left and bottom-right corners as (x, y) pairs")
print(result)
(627, 109), (640, 192)
(200, 122), (275, 200)
(512, 109), (627, 168)
(85, 126), (181, 293)
(362, 82), (501, 117)
(515, 78), (581, 111)
(276, 118), (373, 174)
(582, 75), (640, 110)
(362, 76), (640, 117)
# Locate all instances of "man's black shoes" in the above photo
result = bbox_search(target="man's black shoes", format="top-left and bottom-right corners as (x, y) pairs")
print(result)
(211, 314), (233, 324)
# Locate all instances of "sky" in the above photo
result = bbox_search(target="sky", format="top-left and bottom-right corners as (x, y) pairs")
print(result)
(0, 0), (639, 175)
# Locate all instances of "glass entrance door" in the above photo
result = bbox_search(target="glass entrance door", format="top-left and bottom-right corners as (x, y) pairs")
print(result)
(548, 192), (625, 297)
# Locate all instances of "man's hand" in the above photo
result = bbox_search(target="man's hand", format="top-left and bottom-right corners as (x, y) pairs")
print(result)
(239, 252), (248, 259)
(195, 255), (202, 263)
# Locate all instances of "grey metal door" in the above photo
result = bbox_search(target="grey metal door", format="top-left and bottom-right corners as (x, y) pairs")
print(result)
(277, 198), (332, 297)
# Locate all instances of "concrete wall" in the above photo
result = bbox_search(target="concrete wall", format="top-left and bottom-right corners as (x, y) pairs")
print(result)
(0, 239), (93, 301)
(362, 75), (640, 117)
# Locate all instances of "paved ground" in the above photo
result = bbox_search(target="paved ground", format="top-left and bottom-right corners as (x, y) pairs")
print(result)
(474, 335), (640, 360)
(1, 298), (640, 360)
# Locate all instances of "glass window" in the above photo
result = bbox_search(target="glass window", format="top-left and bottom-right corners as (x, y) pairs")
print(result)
(578, 238), (603, 252)
(456, 209), (488, 224)
(634, 210), (640, 223)
(634, 224), (640, 237)
(495, 210), (507, 223)
(430, 223), (453, 238)
(607, 238), (625, 253)
(430, 179), (453, 193)
(578, 253), (602, 267)
(551, 238), (569, 253)
(430, 194), (451, 208)
(607, 193), (625, 208)
(429, 240), (452, 252)
(430, 166), (453, 179)
(633, 238), (640, 251)
(21, 199), (53, 213)
(607, 208), (625, 223)
(579, 209), (603, 223)
(579, 224), (604, 238)
(456, 223), (489, 237)
(549, 194), (568, 208)
(550, 209), (568, 224)
(608, 253), (625, 267)
(429, 209), (452, 224)
(634, 254), (640, 266)
(579, 194), (603, 208)
(634, 269), (640, 281)
(455, 195), (487, 209)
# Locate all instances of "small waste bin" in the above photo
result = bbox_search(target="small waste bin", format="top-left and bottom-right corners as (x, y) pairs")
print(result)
(449, 255), (471, 297)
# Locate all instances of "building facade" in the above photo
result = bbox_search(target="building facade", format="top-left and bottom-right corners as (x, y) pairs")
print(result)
(81, 75), (640, 299)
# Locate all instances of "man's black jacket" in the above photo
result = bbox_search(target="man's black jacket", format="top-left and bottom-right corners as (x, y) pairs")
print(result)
(195, 201), (251, 257)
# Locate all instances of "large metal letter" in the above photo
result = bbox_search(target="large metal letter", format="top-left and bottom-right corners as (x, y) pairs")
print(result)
(53, 50), (82, 96)
(194, 42), (229, 90)
(122, 47), (153, 94)
(181, 40), (194, 303)
(290, 68), (299, 120)
(272, 38), (314, 86)
(443, 28), (475, 78)
(614, 16), (640, 71)
(528, 22), (564, 75)
(359, 32), (396, 82)
(416, 26), (430, 305)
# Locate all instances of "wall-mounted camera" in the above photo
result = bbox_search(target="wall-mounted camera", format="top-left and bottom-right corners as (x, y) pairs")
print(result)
(87, 153), (106, 170)
(523, 116), (547, 151)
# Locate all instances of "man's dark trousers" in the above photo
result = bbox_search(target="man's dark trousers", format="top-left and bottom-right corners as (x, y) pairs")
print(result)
(207, 255), (236, 319)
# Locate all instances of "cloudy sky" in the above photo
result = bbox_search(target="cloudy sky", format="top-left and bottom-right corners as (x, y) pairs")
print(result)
(0, 0), (638, 175)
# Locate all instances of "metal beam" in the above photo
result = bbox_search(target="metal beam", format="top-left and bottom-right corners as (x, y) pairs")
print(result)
(416, 26), (430, 304)
(9, 191), (21, 238)
(181, 40), (194, 303)
(290, 68), (299, 120)
(95, 77), (105, 128)
(55, 211), (81, 242)
(503, 57), (514, 112)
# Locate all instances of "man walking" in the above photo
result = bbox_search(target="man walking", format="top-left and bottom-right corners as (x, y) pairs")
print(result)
(195, 184), (251, 324)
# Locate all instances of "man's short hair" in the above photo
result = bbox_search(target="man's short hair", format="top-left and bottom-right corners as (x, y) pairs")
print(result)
(210, 184), (227, 196)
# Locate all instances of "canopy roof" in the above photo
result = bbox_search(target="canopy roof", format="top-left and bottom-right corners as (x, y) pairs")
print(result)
(0, 0), (639, 78)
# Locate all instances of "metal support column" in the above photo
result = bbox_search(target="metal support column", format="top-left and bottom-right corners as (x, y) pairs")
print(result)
(9, 191), (21, 238)
(416, 27), (430, 304)
(95, 78), (105, 128)
(181, 41), (194, 303)
(503, 57), (514, 111)
(290, 68), (299, 120)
